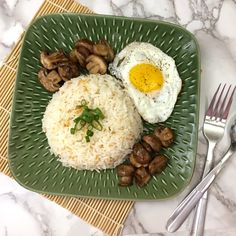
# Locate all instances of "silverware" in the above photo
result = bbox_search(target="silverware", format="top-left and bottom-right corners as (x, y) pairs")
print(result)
(166, 124), (236, 234)
(166, 84), (236, 233)
(191, 123), (236, 236)
(190, 84), (236, 236)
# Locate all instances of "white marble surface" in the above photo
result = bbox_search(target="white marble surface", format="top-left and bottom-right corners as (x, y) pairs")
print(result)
(0, 0), (236, 235)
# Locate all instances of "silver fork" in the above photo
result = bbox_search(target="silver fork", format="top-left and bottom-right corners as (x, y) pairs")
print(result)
(167, 123), (236, 233)
(190, 84), (236, 236)
(166, 84), (236, 233)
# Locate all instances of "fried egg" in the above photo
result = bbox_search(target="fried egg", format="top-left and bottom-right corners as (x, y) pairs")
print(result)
(109, 42), (182, 123)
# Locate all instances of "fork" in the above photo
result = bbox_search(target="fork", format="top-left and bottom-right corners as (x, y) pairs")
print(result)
(166, 84), (236, 233)
(167, 123), (236, 233)
(190, 84), (236, 236)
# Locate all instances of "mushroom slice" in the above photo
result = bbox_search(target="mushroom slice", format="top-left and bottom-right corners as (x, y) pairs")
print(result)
(72, 46), (91, 67)
(117, 164), (135, 177)
(86, 55), (107, 74)
(38, 68), (62, 92)
(69, 49), (79, 63)
(142, 134), (162, 152)
(149, 155), (168, 175)
(154, 127), (174, 147)
(141, 141), (153, 153)
(40, 51), (68, 70)
(130, 153), (142, 168)
(118, 176), (133, 186)
(133, 143), (151, 165)
(58, 62), (80, 81)
(93, 39), (115, 62)
(135, 167), (151, 187)
(75, 39), (94, 53)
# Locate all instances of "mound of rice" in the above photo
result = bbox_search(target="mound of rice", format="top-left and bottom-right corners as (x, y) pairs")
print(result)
(42, 74), (143, 170)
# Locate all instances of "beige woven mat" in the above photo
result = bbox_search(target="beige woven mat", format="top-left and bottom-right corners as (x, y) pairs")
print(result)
(0, 0), (134, 235)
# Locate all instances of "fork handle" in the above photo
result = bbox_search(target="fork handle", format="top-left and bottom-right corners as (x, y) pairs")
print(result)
(166, 142), (216, 233)
(190, 143), (233, 236)
(166, 173), (216, 232)
(190, 192), (208, 236)
(189, 141), (216, 236)
(166, 148), (233, 233)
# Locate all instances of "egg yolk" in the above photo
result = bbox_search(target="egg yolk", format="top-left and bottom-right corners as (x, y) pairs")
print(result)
(129, 63), (164, 92)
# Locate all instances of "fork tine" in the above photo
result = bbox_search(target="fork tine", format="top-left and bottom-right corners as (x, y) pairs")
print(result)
(218, 85), (232, 119)
(219, 85), (231, 112)
(221, 85), (236, 120)
(211, 84), (226, 118)
(206, 84), (222, 117)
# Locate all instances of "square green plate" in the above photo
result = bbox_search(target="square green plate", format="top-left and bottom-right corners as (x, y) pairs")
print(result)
(8, 13), (200, 200)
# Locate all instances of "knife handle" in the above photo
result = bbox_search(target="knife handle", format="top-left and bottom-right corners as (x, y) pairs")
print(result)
(166, 149), (233, 233)
(166, 189), (205, 232)
(166, 168), (216, 232)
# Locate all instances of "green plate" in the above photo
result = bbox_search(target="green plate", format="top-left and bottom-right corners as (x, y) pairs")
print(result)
(8, 13), (200, 200)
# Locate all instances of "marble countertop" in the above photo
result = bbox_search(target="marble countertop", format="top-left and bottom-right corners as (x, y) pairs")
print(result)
(1, 0), (236, 235)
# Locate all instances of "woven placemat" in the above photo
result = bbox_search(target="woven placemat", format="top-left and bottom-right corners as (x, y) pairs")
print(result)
(0, 0), (134, 235)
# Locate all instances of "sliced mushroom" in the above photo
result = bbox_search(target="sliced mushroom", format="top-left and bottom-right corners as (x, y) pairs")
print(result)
(38, 68), (62, 92)
(142, 134), (162, 152)
(86, 55), (107, 74)
(149, 155), (168, 175)
(141, 141), (153, 153)
(130, 153), (142, 168)
(75, 39), (94, 53)
(40, 51), (68, 70)
(117, 164), (135, 177)
(93, 39), (114, 62)
(58, 62), (80, 81)
(133, 143), (151, 165)
(70, 39), (94, 67)
(118, 176), (133, 186)
(154, 127), (174, 147)
(71, 47), (91, 67)
(135, 167), (151, 187)
(69, 49), (79, 63)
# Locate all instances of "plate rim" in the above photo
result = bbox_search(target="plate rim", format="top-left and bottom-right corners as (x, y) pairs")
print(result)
(8, 12), (201, 200)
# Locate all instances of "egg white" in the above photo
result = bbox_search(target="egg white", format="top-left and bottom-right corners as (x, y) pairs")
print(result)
(109, 42), (182, 123)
